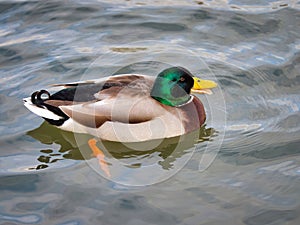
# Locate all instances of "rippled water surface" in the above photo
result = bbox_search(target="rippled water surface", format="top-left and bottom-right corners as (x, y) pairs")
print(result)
(1, 1), (300, 224)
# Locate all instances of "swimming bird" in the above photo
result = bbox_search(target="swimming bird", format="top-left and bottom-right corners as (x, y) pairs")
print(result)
(23, 67), (217, 143)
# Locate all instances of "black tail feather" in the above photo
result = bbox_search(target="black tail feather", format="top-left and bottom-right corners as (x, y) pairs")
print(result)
(31, 90), (51, 107)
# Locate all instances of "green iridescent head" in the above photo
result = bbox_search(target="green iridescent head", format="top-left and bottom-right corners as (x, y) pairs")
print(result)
(150, 67), (194, 107)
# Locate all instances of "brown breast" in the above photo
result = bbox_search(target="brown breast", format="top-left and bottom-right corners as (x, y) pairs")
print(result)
(179, 96), (206, 133)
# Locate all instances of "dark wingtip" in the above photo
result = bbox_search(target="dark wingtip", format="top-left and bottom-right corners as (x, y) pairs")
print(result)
(31, 90), (50, 106)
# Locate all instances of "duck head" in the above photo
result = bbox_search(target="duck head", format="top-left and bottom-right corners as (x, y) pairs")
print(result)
(150, 67), (217, 107)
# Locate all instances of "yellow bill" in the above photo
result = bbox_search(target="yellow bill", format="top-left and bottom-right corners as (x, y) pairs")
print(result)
(191, 77), (217, 95)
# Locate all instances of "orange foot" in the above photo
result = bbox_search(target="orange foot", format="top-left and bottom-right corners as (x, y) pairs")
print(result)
(88, 138), (111, 178)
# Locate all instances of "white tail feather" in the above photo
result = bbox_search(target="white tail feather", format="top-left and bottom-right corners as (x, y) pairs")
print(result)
(23, 97), (63, 120)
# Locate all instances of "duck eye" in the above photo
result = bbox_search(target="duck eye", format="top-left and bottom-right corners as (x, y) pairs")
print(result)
(179, 77), (185, 82)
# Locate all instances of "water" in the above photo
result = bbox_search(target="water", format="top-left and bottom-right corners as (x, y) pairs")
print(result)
(1, 0), (300, 224)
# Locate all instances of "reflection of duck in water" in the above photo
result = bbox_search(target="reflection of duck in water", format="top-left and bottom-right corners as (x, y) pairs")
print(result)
(27, 121), (215, 172)
(24, 67), (217, 176)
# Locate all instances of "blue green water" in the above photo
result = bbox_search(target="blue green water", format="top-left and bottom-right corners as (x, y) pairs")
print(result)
(0, 1), (300, 224)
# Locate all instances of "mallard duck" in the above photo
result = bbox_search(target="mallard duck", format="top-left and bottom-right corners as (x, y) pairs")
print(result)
(23, 67), (217, 143)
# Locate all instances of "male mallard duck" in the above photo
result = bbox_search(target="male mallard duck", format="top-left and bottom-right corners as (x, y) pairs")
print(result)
(23, 67), (217, 143)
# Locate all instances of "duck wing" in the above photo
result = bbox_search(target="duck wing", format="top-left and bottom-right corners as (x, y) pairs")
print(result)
(48, 74), (152, 101)
(45, 75), (163, 128)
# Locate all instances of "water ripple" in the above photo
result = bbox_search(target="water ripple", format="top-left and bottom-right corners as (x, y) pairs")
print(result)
(0, 1), (299, 224)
